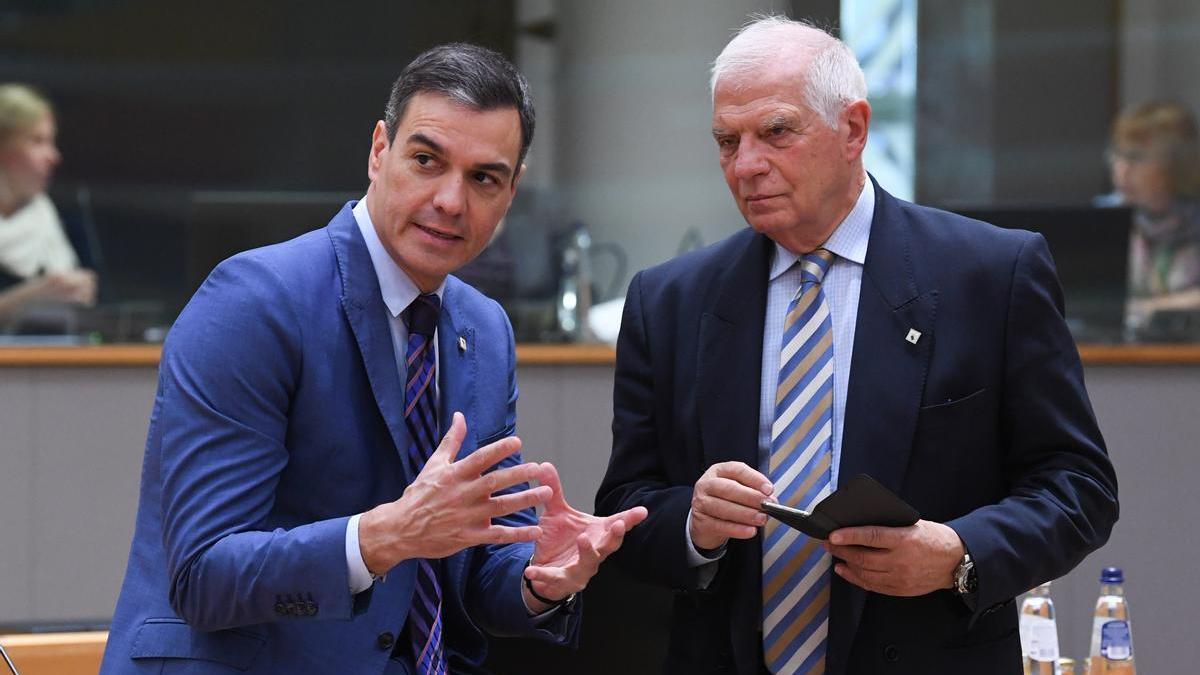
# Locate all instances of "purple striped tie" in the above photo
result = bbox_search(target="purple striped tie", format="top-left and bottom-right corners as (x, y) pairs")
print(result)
(402, 293), (447, 675)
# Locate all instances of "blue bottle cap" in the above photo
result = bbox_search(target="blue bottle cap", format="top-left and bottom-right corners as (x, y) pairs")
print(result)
(1101, 567), (1124, 583)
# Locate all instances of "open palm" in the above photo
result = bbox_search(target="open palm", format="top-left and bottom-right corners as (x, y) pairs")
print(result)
(525, 463), (647, 600)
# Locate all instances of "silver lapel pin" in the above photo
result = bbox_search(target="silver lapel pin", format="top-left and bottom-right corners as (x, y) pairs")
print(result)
(458, 335), (468, 352)
(905, 328), (922, 345)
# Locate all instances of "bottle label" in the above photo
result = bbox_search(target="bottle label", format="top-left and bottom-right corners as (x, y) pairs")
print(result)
(1098, 619), (1133, 660)
(1019, 614), (1061, 662)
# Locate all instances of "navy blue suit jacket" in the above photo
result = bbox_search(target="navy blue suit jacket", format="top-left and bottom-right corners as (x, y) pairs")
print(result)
(102, 203), (578, 674)
(596, 181), (1118, 674)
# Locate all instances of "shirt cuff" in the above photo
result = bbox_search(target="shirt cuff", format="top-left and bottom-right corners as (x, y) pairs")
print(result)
(346, 513), (374, 594)
(684, 509), (727, 566)
(685, 510), (724, 589)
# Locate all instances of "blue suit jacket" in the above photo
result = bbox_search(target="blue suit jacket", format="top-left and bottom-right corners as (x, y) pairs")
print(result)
(596, 181), (1119, 674)
(102, 203), (578, 674)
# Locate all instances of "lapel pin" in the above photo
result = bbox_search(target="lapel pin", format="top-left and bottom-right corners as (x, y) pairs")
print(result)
(458, 335), (468, 352)
(905, 328), (922, 345)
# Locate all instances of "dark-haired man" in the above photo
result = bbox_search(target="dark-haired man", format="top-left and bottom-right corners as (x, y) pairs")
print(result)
(103, 44), (645, 675)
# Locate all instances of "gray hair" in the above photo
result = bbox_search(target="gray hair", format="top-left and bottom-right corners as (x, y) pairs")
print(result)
(710, 15), (867, 129)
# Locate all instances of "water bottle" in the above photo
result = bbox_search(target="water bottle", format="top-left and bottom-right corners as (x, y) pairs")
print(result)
(1089, 567), (1135, 674)
(1019, 582), (1061, 675)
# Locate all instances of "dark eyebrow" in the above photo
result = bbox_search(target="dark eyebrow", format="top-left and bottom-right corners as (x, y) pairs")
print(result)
(407, 132), (513, 179)
(407, 132), (445, 155)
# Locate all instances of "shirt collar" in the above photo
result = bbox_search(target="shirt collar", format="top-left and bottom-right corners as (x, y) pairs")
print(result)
(768, 180), (875, 281)
(352, 197), (445, 318)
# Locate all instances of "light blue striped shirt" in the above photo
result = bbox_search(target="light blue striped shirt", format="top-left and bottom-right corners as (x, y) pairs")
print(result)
(758, 183), (874, 490)
(686, 182), (875, 568)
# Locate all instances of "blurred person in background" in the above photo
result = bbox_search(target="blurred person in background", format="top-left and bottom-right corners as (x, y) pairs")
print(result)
(0, 83), (96, 325)
(1104, 100), (1200, 334)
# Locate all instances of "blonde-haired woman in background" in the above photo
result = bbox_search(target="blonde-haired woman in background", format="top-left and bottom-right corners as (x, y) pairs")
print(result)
(1106, 100), (1200, 335)
(0, 83), (95, 324)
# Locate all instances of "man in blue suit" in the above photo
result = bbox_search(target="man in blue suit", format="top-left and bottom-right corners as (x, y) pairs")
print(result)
(103, 44), (645, 674)
(596, 17), (1118, 674)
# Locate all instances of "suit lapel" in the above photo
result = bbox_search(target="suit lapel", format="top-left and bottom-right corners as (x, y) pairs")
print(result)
(696, 230), (773, 469)
(828, 180), (938, 675)
(435, 277), (477, 458)
(328, 203), (417, 484)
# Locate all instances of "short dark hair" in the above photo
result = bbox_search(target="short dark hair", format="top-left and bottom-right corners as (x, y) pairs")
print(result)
(384, 43), (536, 171)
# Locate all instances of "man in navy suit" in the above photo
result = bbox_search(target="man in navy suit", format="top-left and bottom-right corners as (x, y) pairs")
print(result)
(103, 44), (645, 674)
(596, 17), (1118, 674)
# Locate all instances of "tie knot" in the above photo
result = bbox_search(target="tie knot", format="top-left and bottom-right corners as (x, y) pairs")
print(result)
(405, 293), (441, 338)
(800, 248), (835, 284)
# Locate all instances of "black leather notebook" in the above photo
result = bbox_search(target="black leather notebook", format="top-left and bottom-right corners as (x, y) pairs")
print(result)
(761, 474), (919, 540)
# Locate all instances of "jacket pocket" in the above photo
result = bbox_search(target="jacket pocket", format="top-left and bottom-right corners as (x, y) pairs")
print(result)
(129, 618), (265, 671)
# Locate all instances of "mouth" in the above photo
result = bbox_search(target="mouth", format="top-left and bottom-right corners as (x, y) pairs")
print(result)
(413, 222), (462, 241)
(745, 194), (783, 203)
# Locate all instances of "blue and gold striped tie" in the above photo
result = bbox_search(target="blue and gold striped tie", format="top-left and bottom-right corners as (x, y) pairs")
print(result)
(762, 249), (835, 675)
(402, 293), (447, 675)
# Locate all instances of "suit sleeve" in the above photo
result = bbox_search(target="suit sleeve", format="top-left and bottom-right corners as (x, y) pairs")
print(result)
(595, 272), (699, 590)
(159, 254), (354, 631)
(466, 302), (581, 646)
(947, 234), (1119, 616)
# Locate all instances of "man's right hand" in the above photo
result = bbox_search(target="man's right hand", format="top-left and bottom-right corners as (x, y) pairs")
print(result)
(358, 412), (551, 576)
(689, 461), (773, 551)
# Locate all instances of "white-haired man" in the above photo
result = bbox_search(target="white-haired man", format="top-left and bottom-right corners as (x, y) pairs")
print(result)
(596, 16), (1117, 674)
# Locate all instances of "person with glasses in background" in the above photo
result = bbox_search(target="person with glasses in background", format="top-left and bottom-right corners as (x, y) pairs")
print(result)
(1102, 100), (1200, 338)
(0, 83), (96, 327)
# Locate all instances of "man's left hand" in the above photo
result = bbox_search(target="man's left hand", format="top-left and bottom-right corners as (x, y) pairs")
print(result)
(524, 463), (648, 609)
(825, 520), (964, 597)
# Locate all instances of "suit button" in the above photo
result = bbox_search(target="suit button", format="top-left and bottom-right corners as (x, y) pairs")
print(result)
(883, 644), (900, 662)
(377, 632), (395, 650)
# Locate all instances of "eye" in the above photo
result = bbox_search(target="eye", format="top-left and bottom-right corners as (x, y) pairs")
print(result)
(473, 171), (498, 186)
(414, 153), (435, 167)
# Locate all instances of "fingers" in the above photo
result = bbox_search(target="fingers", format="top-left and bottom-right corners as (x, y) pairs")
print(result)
(608, 506), (648, 530)
(431, 412), (468, 462)
(454, 433), (523, 475)
(828, 525), (898, 548)
(477, 461), (543, 498)
(826, 543), (890, 573)
(536, 462), (569, 510)
(480, 524), (542, 545)
(690, 510), (758, 546)
(487, 484), (552, 518)
(711, 462), (773, 495)
(698, 463), (773, 511)
(692, 492), (768, 528)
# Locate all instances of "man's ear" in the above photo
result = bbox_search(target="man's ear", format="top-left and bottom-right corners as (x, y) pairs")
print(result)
(843, 99), (871, 162)
(367, 120), (389, 183)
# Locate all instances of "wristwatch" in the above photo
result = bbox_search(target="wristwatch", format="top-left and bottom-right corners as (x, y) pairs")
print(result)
(953, 552), (977, 596)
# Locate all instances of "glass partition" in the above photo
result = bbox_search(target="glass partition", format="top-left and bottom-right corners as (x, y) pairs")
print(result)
(2, 0), (1198, 345)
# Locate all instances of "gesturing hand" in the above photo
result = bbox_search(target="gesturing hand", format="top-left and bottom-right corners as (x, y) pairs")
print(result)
(825, 519), (965, 597)
(359, 412), (552, 576)
(524, 463), (648, 606)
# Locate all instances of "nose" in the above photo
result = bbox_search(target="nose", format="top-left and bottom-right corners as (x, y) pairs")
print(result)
(432, 174), (466, 217)
(732, 138), (769, 180)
